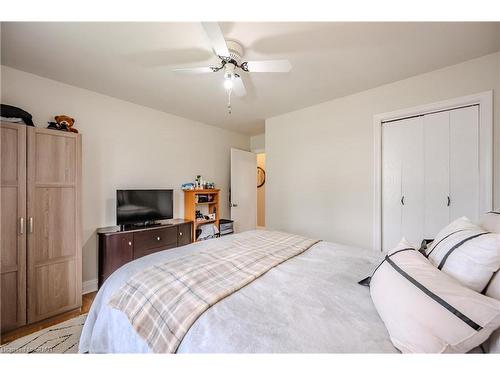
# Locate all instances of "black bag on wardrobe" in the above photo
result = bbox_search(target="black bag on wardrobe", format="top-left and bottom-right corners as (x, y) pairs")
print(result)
(0, 104), (35, 126)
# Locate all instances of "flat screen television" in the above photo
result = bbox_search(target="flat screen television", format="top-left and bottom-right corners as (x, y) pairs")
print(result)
(116, 189), (173, 226)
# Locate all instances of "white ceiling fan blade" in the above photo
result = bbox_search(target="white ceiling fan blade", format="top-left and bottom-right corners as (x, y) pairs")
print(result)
(243, 60), (292, 73)
(233, 76), (246, 97)
(172, 66), (214, 74)
(201, 22), (230, 58)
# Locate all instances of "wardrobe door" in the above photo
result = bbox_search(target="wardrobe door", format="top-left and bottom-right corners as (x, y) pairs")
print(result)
(449, 106), (479, 223)
(1, 123), (27, 332)
(399, 117), (424, 246)
(27, 128), (81, 323)
(382, 122), (403, 251)
(423, 112), (450, 239)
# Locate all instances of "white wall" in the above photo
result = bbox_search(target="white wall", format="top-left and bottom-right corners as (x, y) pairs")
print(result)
(266, 52), (500, 250)
(250, 133), (265, 153)
(1, 66), (250, 284)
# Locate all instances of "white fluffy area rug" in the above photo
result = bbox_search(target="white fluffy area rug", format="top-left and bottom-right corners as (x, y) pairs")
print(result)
(1, 314), (87, 354)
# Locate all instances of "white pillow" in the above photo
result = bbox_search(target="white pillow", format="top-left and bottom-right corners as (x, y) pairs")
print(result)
(425, 216), (500, 292)
(485, 271), (500, 353)
(370, 239), (500, 353)
(479, 211), (500, 234)
(479, 211), (500, 353)
(486, 271), (500, 302)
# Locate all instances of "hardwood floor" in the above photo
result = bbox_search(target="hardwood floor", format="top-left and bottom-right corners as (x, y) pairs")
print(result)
(0, 292), (96, 345)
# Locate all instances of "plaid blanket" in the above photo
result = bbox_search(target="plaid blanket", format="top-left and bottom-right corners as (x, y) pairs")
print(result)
(108, 231), (319, 353)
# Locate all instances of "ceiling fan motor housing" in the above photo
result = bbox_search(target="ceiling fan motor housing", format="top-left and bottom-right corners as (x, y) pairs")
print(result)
(225, 40), (244, 65)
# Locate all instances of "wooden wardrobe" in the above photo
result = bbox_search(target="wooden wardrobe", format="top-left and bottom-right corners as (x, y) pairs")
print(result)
(1, 123), (82, 333)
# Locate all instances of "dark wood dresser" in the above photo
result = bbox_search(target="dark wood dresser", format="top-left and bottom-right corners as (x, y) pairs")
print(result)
(97, 219), (193, 288)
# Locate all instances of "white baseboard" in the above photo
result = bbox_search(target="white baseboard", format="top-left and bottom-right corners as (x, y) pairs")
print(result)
(82, 279), (98, 295)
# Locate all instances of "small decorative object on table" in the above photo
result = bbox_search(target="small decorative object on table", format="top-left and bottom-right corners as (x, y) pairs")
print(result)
(195, 210), (205, 221)
(195, 175), (203, 189)
(184, 177), (215, 191)
(181, 182), (195, 190)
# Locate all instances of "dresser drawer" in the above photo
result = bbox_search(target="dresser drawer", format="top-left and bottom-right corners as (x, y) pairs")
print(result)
(177, 223), (192, 247)
(133, 227), (177, 259)
(133, 241), (177, 260)
(98, 233), (134, 286)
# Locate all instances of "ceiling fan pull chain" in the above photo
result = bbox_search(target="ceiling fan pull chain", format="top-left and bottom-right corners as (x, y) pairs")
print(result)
(227, 88), (232, 114)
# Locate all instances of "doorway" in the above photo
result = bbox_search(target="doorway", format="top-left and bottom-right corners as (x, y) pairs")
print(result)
(230, 148), (257, 233)
(257, 153), (266, 229)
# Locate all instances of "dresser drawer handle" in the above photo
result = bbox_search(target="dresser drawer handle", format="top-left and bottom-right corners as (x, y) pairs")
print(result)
(128, 241), (132, 246)
(157, 236), (161, 241)
(180, 232), (183, 236)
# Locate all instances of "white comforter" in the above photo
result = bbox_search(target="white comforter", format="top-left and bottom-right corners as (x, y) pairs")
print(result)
(79, 230), (397, 353)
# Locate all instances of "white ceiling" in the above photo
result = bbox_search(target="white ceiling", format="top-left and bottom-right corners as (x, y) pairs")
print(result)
(2, 22), (500, 135)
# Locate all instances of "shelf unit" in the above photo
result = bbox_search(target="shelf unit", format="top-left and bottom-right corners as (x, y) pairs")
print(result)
(183, 189), (220, 242)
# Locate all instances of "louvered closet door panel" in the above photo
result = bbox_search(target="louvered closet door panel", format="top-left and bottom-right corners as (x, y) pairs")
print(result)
(27, 128), (82, 323)
(382, 123), (403, 251)
(400, 117), (425, 246)
(423, 112), (450, 239)
(0, 123), (27, 333)
(449, 106), (479, 223)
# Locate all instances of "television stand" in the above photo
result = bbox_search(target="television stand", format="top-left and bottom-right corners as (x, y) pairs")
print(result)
(97, 219), (193, 288)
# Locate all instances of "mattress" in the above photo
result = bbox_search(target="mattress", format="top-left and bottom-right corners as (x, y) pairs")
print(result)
(79, 230), (397, 353)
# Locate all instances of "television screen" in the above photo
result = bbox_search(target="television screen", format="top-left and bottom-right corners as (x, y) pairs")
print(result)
(116, 189), (173, 225)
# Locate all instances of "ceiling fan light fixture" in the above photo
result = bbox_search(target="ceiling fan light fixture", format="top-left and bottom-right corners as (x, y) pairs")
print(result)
(223, 77), (233, 91)
(223, 64), (236, 92)
(223, 67), (235, 115)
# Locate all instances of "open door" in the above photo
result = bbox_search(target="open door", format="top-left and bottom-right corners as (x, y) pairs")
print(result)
(230, 148), (257, 233)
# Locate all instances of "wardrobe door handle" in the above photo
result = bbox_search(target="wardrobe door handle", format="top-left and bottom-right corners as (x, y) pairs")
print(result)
(447, 196), (451, 207)
(19, 217), (24, 235)
(29, 217), (34, 233)
(400, 196), (405, 206)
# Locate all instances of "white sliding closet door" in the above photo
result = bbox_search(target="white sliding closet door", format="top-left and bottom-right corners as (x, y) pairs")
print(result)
(449, 106), (479, 222)
(382, 104), (480, 252)
(400, 118), (424, 246)
(382, 122), (403, 251)
(382, 117), (424, 250)
(423, 111), (449, 239)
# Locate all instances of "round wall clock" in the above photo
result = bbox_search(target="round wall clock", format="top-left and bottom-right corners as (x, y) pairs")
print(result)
(257, 166), (266, 188)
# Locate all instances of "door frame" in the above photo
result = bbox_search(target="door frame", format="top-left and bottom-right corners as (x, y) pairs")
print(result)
(372, 91), (493, 252)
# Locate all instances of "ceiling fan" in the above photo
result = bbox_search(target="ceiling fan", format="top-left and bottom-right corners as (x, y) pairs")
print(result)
(173, 22), (292, 114)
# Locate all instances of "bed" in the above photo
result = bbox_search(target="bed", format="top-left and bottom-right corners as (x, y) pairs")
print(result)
(79, 230), (398, 353)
